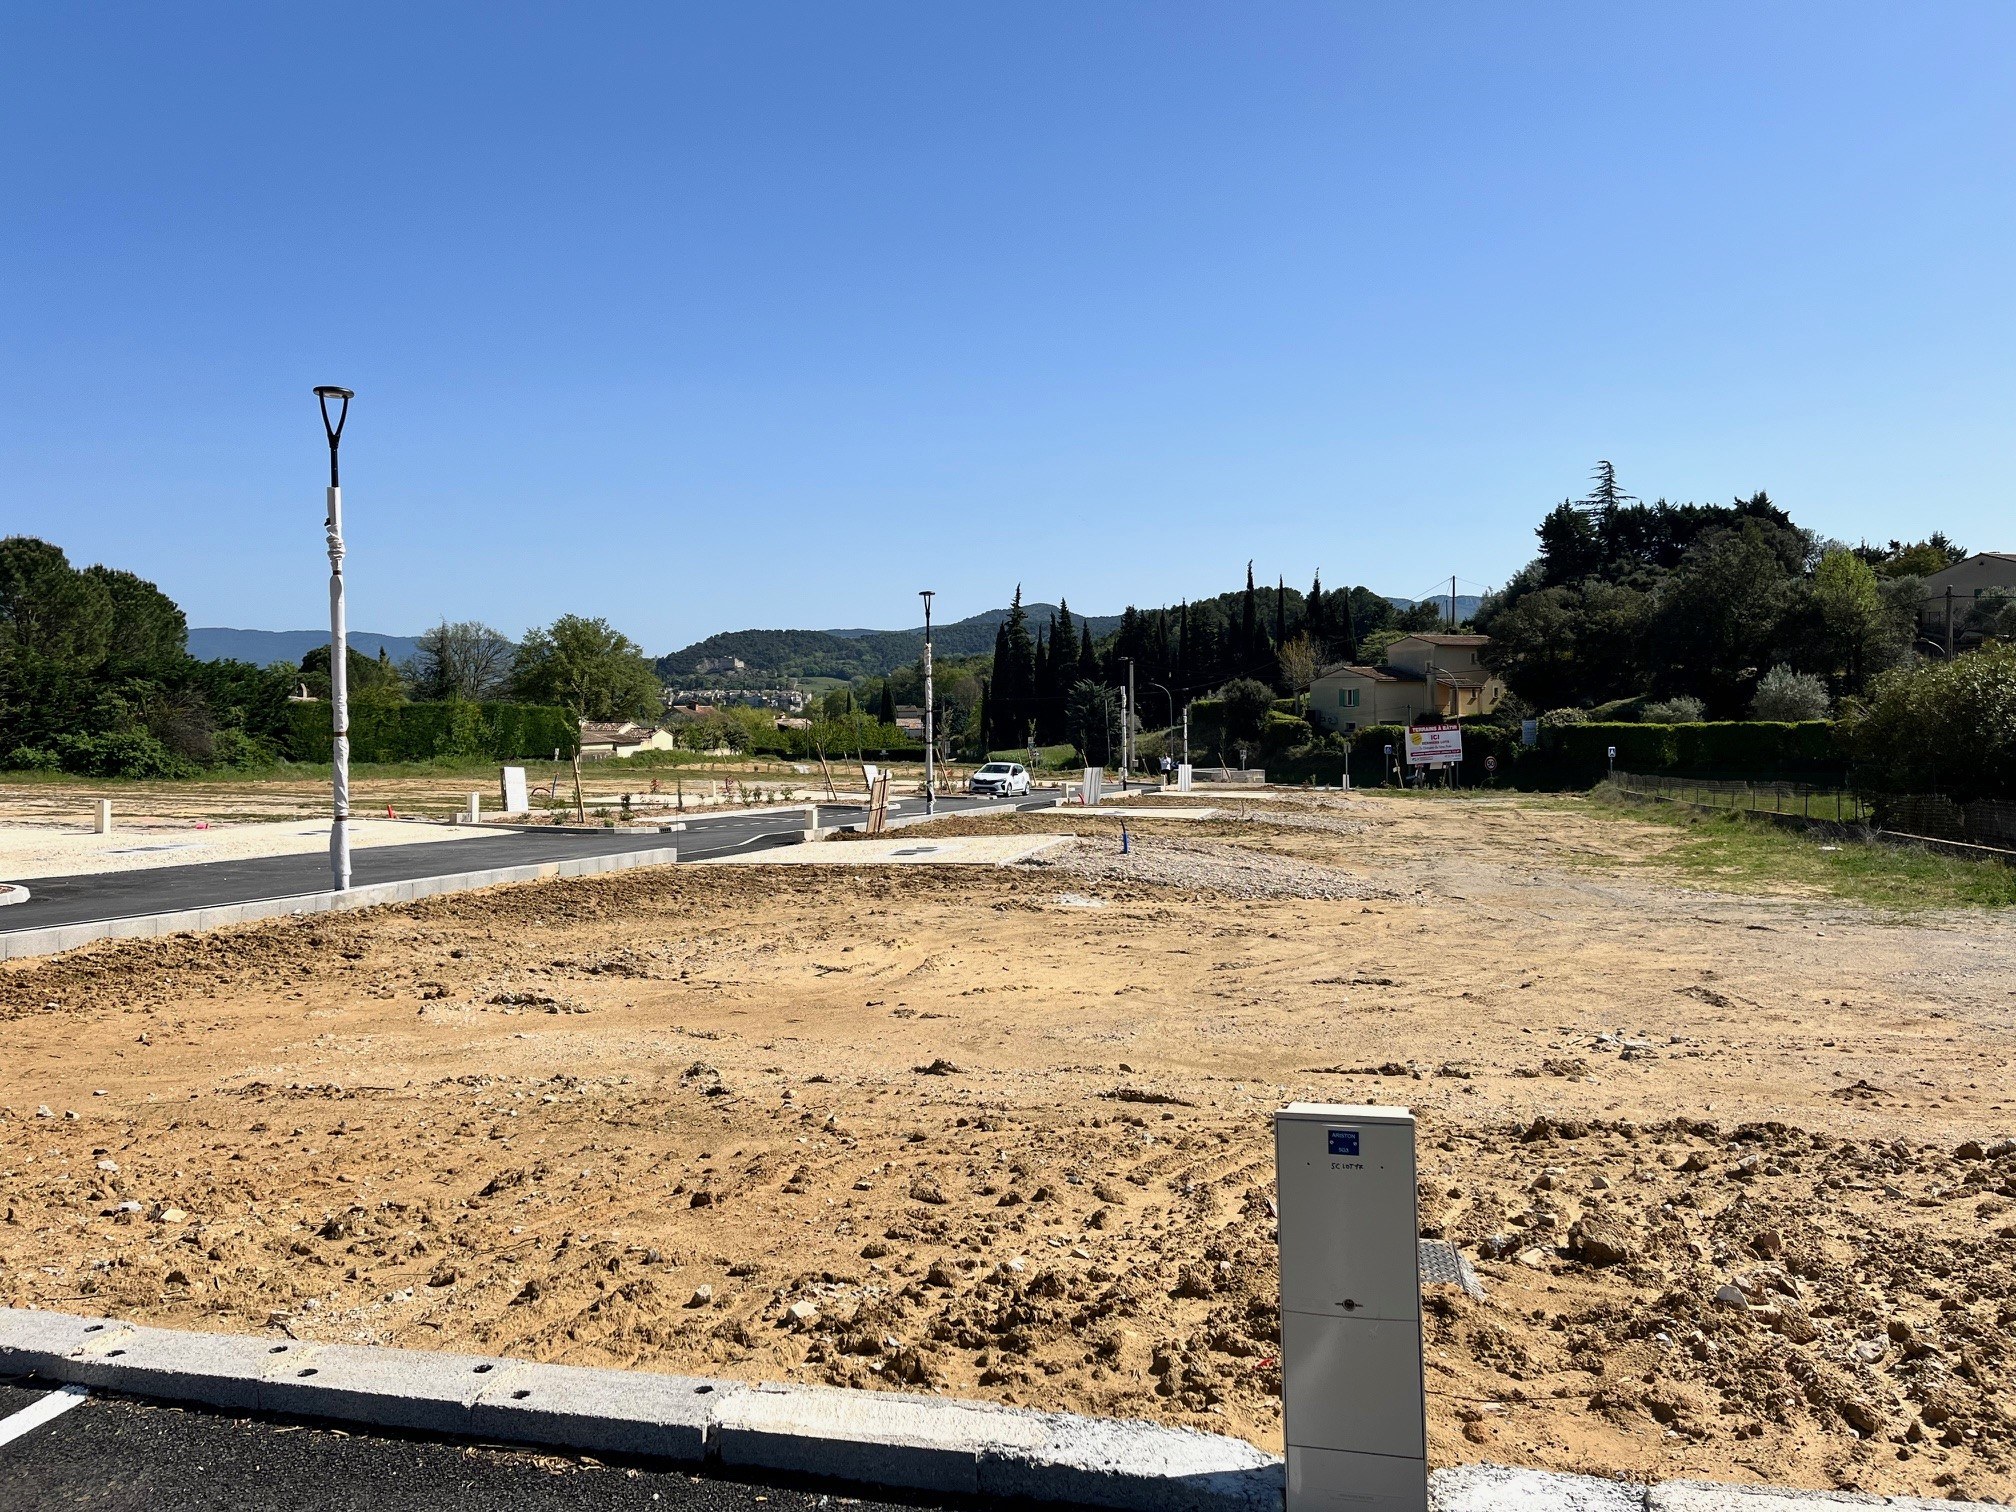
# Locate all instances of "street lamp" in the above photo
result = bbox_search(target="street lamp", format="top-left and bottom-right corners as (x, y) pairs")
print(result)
(919, 590), (936, 816)
(314, 385), (354, 892)
(1148, 681), (1177, 786)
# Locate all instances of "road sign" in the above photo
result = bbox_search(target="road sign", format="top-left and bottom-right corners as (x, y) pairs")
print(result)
(1404, 725), (1462, 766)
(1484, 755), (1497, 773)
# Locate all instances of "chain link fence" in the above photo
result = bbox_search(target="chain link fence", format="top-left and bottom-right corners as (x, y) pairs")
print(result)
(1608, 771), (1875, 825)
(1609, 771), (2016, 857)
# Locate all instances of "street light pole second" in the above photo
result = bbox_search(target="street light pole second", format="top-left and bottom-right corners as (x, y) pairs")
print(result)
(920, 590), (936, 816)
(314, 385), (355, 893)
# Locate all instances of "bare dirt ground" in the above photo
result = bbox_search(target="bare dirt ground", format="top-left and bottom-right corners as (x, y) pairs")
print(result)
(2, 790), (2012, 1499)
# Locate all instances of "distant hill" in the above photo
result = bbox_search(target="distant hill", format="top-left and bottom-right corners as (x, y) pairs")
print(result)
(656, 605), (1124, 683)
(1389, 594), (1483, 619)
(188, 628), (424, 667)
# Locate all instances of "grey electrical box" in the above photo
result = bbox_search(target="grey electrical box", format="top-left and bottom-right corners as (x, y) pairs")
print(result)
(1275, 1102), (1426, 1512)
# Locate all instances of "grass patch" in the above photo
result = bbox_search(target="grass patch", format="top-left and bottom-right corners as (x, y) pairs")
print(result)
(1588, 788), (2016, 910)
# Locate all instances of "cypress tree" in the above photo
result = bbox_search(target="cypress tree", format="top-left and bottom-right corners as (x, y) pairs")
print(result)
(1307, 572), (1327, 658)
(877, 679), (896, 726)
(1240, 562), (1258, 670)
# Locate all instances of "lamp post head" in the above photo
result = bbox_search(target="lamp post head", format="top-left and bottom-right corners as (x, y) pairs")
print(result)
(314, 386), (353, 485)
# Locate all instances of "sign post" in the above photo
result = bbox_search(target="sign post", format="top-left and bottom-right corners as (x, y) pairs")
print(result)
(1403, 725), (1463, 768)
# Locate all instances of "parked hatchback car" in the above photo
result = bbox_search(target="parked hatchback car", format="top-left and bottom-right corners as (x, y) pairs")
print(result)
(968, 762), (1031, 797)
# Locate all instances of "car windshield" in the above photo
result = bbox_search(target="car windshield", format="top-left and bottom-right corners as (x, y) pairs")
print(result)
(979, 764), (1012, 775)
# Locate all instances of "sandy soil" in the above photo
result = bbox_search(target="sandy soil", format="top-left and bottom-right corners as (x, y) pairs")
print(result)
(1, 790), (2012, 1499)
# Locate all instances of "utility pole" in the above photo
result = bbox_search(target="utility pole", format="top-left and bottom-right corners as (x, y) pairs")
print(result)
(313, 386), (354, 892)
(1182, 702), (1190, 766)
(1449, 575), (1457, 627)
(919, 590), (936, 816)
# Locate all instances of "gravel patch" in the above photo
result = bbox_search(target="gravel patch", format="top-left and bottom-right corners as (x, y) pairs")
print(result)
(1018, 835), (1396, 900)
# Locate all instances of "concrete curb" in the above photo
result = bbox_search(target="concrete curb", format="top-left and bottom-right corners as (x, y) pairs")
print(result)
(0, 1309), (1274, 1507)
(0, 845), (679, 962)
(3, 1311), (1996, 1512)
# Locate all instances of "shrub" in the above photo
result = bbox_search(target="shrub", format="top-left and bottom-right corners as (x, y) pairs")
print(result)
(1846, 644), (2016, 800)
(209, 729), (278, 770)
(46, 731), (192, 779)
(3, 746), (60, 772)
(1642, 696), (1706, 724)
(1538, 707), (1588, 727)
(1751, 664), (1831, 721)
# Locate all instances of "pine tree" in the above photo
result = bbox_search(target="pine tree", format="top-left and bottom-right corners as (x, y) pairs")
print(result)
(1578, 460), (1637, 515)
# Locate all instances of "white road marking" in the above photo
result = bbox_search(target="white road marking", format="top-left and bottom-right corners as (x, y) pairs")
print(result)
(0, 1383), (89, 1449)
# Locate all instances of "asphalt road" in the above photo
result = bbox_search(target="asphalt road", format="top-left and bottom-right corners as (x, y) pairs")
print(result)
(0, 792), (1060, 939)
(0, 1379), (997, 1512)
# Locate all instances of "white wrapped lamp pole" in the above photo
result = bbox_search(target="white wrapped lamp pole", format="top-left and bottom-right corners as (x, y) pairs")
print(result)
(314, 385), (355, 893)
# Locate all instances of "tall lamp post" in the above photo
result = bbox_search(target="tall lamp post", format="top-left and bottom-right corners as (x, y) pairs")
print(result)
(919, 590), (936, 816)
(314, 385), (355, 892)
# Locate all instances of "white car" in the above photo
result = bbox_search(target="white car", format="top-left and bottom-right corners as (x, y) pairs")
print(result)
(968, 762), (1031, 797)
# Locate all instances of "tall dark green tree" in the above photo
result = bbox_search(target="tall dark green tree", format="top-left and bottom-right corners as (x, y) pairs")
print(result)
(1239, 562), (1258, 670)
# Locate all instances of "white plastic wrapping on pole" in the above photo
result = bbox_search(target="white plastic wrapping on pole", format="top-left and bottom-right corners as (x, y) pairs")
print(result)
(327, 484), (352, 891)
(1275, 1102), (1426, 1512)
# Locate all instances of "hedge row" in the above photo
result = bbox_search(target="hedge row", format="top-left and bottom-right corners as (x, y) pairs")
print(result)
(282, 700), (578, 763)
(1543, 721), (1843, 779)
(1263, 719), (1842, 788)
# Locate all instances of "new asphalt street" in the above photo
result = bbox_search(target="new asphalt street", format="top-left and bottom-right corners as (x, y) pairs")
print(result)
(0, 792), (1059, 940)
(0, 1378), (998, 1512)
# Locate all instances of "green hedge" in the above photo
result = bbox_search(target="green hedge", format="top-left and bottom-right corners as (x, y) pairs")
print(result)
(990, 744), (1081, 770)
(1544, 721), (1843, 780)
(282, 700), (578, 763)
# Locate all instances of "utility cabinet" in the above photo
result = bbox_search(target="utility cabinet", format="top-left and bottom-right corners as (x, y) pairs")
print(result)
(1275, 1103), (1426, 1512)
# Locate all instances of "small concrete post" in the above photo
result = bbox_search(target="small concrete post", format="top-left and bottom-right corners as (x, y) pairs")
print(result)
(467, 792), (482, 825)
(93, 800), (112, 835)
(802, 804), (820, 842)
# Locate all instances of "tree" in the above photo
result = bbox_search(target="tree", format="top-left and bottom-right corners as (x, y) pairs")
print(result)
(83, 565), (186, 673)
(1065, 679), (1120, 767)
(1644, 524), (1797, 713)
(1276, 636), (1320, 707)
(1750, 664), (1831, 721)
(300, 643), (407, 705)
(410, 620), (515, 701)
(0, 537), (112, 666)
(877, 679), (896, 726)
(1846, 644), (2016, 800)
(1578, 460), (1638, 515)
(1216, 677), (1275, 744)
(1806, 549), (1905, 691)
(510, 615), (661, 721)
(1239, 562), (1259, 669)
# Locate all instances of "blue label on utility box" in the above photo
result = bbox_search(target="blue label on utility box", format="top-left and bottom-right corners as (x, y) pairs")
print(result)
(1327, 1128), (1360, 1157)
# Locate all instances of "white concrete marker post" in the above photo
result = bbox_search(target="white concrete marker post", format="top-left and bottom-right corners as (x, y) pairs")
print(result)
(1175, 763), (1193, 794)
(467, 792), (482, 825)
(1081, 766), (1102, 807)
(93, 800), (112, 835)
(500, 765), (529, 816)
(1276, 1102), (1427, 1512)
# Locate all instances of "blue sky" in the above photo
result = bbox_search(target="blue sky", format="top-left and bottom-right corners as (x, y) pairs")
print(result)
(4, 3), (2013, 652)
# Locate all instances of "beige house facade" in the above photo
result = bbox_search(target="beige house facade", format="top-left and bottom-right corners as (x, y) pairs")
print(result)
(1307, 633), (1507, 732)
(1920, 553), (2016, 638)
(578, 720), (680, 759)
